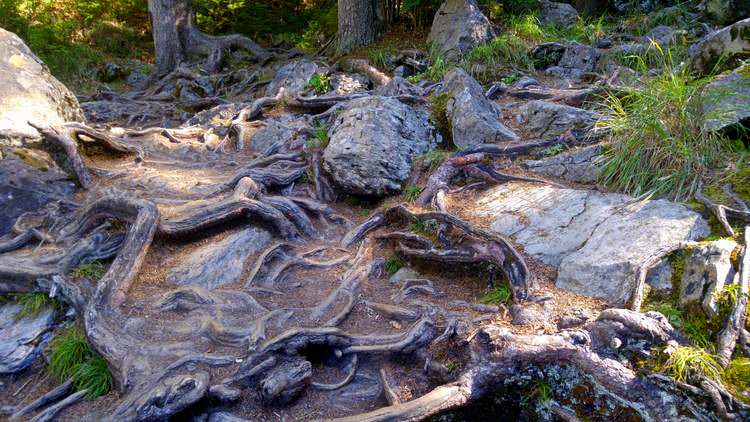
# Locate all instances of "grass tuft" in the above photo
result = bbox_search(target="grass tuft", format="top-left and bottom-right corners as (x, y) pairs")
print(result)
(71, 261), (106, 281)
(465, 34), (534, 73)
(17, 293), (60, 319)
(384, 256), (404, 277)
(597, 43), (735, 201)
(421, 149), (450, 171)
(404, 185), (422, 203)
(480, 285), (513, 304)
(49, 325), (111, 398)
(659, 345), (723, 383)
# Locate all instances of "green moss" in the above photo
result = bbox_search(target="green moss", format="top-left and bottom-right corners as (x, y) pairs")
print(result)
(306, 124), (330, 149)
(70, 261), (106, 281)
(421, 149), (450, 171)
(13, 148), (50, 171)
(725, 358), (750, 403)
(429, 93), (452, 142)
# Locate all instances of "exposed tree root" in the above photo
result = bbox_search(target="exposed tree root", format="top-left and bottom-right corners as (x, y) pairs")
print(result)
(717, 228), (749, 367)
(696, 182), (750, 237)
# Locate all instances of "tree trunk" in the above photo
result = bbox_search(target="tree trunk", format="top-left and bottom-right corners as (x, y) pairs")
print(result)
(148, 0), (196, 76)
(337, 0), (377, 53)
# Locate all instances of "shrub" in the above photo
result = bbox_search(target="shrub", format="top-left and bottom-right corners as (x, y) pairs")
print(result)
(597, 44), (735, 201)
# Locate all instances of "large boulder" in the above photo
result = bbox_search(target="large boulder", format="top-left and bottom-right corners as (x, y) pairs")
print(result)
(442, 69), (518, 148)
(427, 0), (494, 61)
(546, 41), (601, 81)
(266, 60), (324, 97)
(470, 183), (709, 305)
(520, 100), (598, 139)
(539, 0), (579, 27)
(0, 28), (82, 141)
(690, 18), (750, 75)
(323, 96), (437, 196)
(702, 69), (750, 136)
(0, 303), (55, 374)
(706, 0), (750, 25)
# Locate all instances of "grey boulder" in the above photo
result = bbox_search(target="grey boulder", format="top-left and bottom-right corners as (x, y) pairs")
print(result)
(679, 239), (738, 318)
(520, 100), (598, 139)
(266, 60), (324, 97)
(471, 182), (709, 304)
(539, 0), (579, 27)
(323, 96), (436, 196)
(249, 116), (307, 155)
(442, 68), (518, 148)
(0, 27), (83, 141)
(427, 0), (494, 61)
(690, 18), (750, 75)
(167, 227), (272, 289)
(702, 70), (750, 135)
(0, 303), (55, 374)
(523, 144), (602, 183)
(546, 41), (601, 81)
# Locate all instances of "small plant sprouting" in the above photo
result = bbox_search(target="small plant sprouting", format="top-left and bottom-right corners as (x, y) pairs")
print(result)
(306, 72), (330, 94)
(522, 378), (553, 406)
(71, 261), (106, 281)
(659, 345), (723, 383)
(480, 285), (513, 304)
(306, 124), (330, 149)
(384, 256), (404, 277)
(445, 359), (459, 372)
(49, 325), (112, 398)
(404, 185), (422, 203)
(541, 143), (566, 156)
(421, 149), (450, 171)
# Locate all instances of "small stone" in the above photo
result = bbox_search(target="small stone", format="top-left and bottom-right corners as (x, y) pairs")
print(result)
(610, 337), (623, 349)
(208, 384), (241, 403)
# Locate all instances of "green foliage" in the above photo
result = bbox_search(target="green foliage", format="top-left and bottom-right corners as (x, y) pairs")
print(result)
(522, 378), (552, 406)
(49, 325), (112, 398)
(306, 124), (330, 149)
(17, 293), (60, 319)
(725, 358), (750, 403)
(306, 72), (331, 94)
(368, 47), (395, 71)
(480, 285), (513, 304)
(647, 303), (714, 350)
(421, 149), (450, 171)
(504, 12), (607, 45)
(71, 261), (106, 281)
(384, 256), (404, 277)
(404, 185), (422, 203)
(598, 44), (734, 201)
(466, 34), (534, 73)
(659, 346), (723, 383)
(541, 143), (566, 156)
(409, 49), (453, 82)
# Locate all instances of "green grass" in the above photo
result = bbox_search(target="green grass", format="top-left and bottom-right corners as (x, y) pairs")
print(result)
(71, 261), (106, 281)
(368, 47), (394, 70)
(597, 44), (736, 201)
(648, 303), (714, 350)
(408, 48), (453, 82)
(306, 72), (330, 94)
(404, 185), (422, 203)
(17, 293), (60, 319)
(306, 124), (330, 149)
(421, 149), (450, 171)
(659, 345), (723, 383)
(480, 285), (513, 304)
(541, 143), (566, 156)
(465, 34), (534, 73)
(49, 325), (111, 398)
(384, 256), (404, 277)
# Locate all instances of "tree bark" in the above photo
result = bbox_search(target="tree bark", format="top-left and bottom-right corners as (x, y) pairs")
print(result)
(337, 0), (377, 53)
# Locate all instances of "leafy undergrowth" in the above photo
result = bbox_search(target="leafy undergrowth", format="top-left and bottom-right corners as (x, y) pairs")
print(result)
(597, 44), (742, 201)
(49, 325), (112, 398)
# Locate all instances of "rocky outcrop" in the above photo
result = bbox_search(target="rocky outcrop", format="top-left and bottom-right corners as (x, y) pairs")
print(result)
(442, 69), (518, 148)
(706, 0), (750, 25)
(520, 100), (598, 139)
(702, 69), (750, 135)
(689, 18), (750, 75)
(323, 96), (436, 196)
(471, 182), (709, 304)
(0, 27), (83, 141)
(546, 41), (601, 80)
(427, 0), (494, 61)
(266, 60), (324, 97)
(167, 227), (272, 289)
(250, 116), (307, 155)
(539, 1), (579, 27)
(0, 303), (55, 374)
(524, 144), (602, 183)
(679, 239), (738, 318)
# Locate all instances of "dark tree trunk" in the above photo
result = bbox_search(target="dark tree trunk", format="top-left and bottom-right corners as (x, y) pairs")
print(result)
(147, 0), (268, 77)
(337, 0), (377, 53)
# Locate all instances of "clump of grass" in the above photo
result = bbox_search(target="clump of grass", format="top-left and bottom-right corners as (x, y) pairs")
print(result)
(409, 48), (453, 82)
(71, 261), (106, 281)
(368, 47), (393, 70)
(404, 185), (422, 203)
(659, 345), (723, 383)
(17, 293), (60, 319)
(421, 149), (450, 171)
(384, 256), (404, 277)
(480, 285), (513, 304)
(597, 43), (734, 201)
(49, 325), (112, 398)
(465, 34), (534, 73)
(306, 124), (330, 149)
(306, 72), (330, 94)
